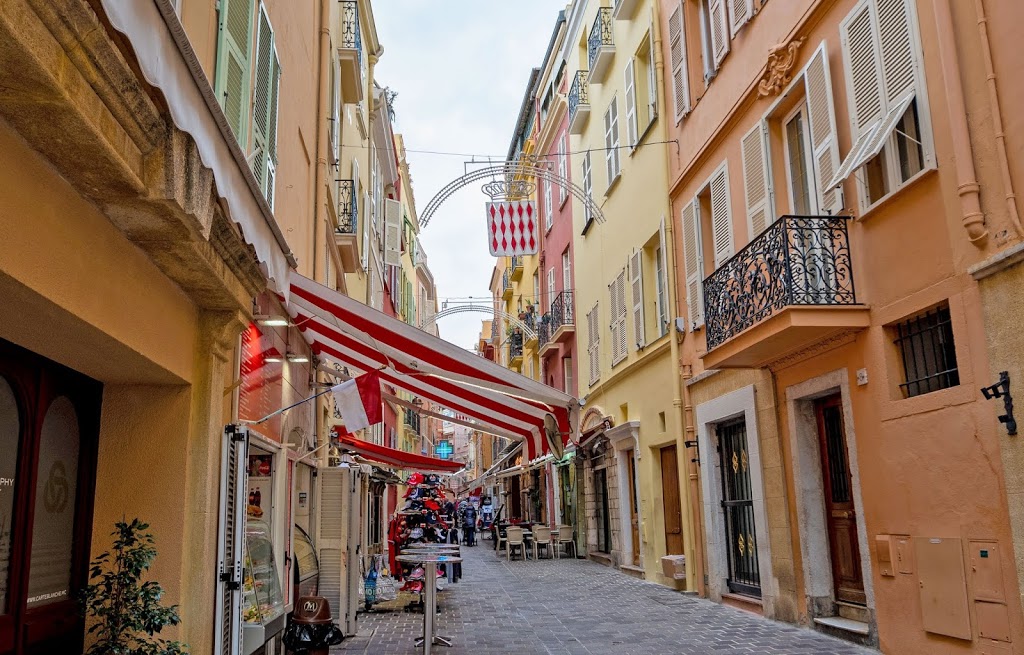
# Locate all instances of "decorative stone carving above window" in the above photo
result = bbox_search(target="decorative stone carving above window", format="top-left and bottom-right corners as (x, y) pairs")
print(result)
(757, 37), (806, 97)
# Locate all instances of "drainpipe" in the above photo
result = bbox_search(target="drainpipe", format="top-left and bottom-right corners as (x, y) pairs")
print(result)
(973, 0), (1023, 238)
(313, 0), (330, 282)
(651, 0), (702, 595)
(932, 0), (987, 244)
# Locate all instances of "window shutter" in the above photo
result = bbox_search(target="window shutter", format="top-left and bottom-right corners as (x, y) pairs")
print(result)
(668, 3), (690, 122)
(558, 135), (568, 203)
(709, 0), (731, 70)
(877, 0), (916, 108)
(681, 199), (704, 327)
(613, 270), (628, 362)
(215, 0), (254, 144)
(841, 1), (884, 136)
(384, 198), (401, 267)
(729, 0), (753, 35)
(251, 5), (274, 188)
(608, 280), (619, 362)
(657, 217), (669, 334)
(647, 35), (659, 120)
(803, 43), (843, 213)
(710, 165), (733, 267)
(547, 268), (556, 310)
(588, 304), (601, 385)
(629, 251), (645, 348)
(544, 179), (553, 229)
(624, 59), (638, 147)
(604, 99), (620, 182)
(215, 426), (248, 655)
(741, 121), (771, 237)
(562, 251), (572, 290)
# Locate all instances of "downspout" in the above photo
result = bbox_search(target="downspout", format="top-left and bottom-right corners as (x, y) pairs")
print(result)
(365, 48), (381, 307)
(973, 0), (1023, 238)
(314, 0), (329, 283)
(651, 0), (702, 595)
(932, 0), (986, 244)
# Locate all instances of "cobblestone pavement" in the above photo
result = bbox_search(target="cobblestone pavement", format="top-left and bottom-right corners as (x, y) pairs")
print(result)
(333, 537), (876, 655)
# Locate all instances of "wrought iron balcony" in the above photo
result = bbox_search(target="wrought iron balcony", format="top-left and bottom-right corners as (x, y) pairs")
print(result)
(334, 179), (357, 234)
(588, 8), (614, 82)
(337, 1), (364, 103)
(510, 255), (524, 281)
(550, 290), (575, 334)
(537, 317), (551, 349)
(502, 269), (513, 300)
(568, 70), (590, 135)
(702, 216), (866, 366)
(404, 411), (421, 435)
(509, 331), (524, 362)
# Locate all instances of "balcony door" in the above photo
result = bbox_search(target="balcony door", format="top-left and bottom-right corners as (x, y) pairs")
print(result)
(0, 337), (101, 655)
(783, 105), (834, 303)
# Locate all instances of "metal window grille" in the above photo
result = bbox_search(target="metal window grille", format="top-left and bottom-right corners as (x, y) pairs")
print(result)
(894, 304), (959, 398)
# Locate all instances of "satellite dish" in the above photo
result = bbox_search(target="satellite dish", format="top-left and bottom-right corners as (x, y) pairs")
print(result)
(543, 413), (564, 460)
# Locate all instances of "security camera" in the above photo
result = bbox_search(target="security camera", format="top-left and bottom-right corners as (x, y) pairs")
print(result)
(578, 396), (587, 407)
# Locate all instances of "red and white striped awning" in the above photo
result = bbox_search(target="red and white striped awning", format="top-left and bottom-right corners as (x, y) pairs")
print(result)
(288, 274), (577, 459)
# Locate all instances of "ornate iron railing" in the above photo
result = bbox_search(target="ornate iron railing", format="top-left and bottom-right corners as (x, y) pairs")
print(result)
(587, 8), (613, 72)
(511, 255), (523, 271)
(550, 290), (575, 334)
(521, 311), (537, 334)
(502, 269), (511, 293)
(509, 331), (524, 360)
(404, 410), (420, 435)
(340, 1), (362, 66)
(703, 216), (857, 350)
(537, 317), (551, 348)
(335, 179), (357, 234)
(568, 70), (589, 124)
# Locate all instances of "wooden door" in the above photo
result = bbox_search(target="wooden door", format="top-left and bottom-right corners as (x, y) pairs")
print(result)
(815, 395), (865, 605)
(594, 468), (610, 553)
(660, 446), (684, 555)
(626, 450), (639, 565)
(0, 337), (101, 655)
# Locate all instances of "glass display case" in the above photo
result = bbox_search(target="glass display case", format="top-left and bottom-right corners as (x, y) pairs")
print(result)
(241, 519), (285, 655)
(293, 525), (319, 604)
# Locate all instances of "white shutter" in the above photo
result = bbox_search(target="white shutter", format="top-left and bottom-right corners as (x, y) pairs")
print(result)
(624, 59), (638, 147)
(668, 3), (690, 122)
(558, 135), (568, 203)
(547, 268), (556, 310)
(608, 279), (619, 362)
(215, 425), (247, 655)
(604, 99), (620, 182)
(588, 304), (601, 385)
(384, 198), (401, 266)
(803, 44), (843, 213)
(215, 0), (254, 144)
(657, 217), (669, 334)
(729, 0), (753, 35)
(681, 199), (704, 328)
(648, 35), (659, 120)
(710, 165), (733, 266)
(361, 191), (370, 270)
(562, 251), (572, 290)
(741, 121), (771, 237)
(709, 0), (731, 70)
(877, 0), (916, 108)
(629, 251), (645, 348)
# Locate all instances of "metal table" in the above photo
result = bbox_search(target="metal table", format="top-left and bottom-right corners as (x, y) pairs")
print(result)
(396, 553), (462, 654)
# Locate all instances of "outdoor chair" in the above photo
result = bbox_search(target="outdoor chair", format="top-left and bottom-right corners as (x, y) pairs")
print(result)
(532, 525), (553, 559)
(505, 526), (526, 561)
(495, 524), (508, 555)
(556, 525), (576, 559)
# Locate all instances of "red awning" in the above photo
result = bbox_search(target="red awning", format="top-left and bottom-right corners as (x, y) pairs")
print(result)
(288, 274), (578, 459)
(334, 432), (464, 473)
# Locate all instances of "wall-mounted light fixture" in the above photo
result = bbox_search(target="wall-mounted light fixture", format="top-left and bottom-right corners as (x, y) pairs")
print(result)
(286, 352), (310, 364)
(255, 314), (290, 327)
(982, 371), (1017, 436)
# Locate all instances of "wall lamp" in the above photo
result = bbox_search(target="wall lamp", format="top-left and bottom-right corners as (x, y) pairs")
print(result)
(982, 371), (1017, 436)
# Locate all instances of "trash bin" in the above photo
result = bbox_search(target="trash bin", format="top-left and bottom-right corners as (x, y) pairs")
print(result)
(282, 596), (345, 655)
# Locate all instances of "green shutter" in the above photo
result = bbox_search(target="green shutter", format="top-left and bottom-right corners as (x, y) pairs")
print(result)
(251, 4), (273, 187)
(215, 0), (254, 144)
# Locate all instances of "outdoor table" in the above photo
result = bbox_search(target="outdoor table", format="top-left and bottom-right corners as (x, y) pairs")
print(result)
(396, 552), (463, 654)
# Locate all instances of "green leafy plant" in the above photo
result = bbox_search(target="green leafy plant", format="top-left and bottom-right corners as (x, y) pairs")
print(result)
(80, 518), (188, 655)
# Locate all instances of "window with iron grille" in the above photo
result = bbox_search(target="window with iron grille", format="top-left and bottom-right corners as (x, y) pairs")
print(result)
(893, 303), (959, 398)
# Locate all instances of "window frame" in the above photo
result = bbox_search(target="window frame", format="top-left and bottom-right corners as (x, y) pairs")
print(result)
(782, 102), (820, 216)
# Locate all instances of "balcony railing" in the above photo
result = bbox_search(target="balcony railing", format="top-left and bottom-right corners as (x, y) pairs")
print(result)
(550, 290), (575, 333)
(568, 71), (589, 125)
(587, 8), (614, 73)
(340, 1), (362, 66)
(502, 269), (512, 294)
(508, 331), (524, 361)
(404, 410), (421, 435)
(537, 318), (551, 348)
(703, 216), (857, 351)
(335, 179), (357, 233)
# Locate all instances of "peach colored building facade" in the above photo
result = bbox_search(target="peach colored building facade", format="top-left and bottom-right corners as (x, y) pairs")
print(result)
(659, 0), (1024, 652)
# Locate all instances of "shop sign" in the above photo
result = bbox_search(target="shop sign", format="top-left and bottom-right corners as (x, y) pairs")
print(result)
(435, 440), (453, 459)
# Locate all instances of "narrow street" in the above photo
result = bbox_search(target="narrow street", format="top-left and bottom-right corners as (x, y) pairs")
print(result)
(336, 540), (874, 655)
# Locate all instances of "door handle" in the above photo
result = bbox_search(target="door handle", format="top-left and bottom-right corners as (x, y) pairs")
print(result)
(831, 510), (854, 519)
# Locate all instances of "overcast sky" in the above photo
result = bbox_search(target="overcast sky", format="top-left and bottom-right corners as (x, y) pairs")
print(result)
(374, 1), (564, 351)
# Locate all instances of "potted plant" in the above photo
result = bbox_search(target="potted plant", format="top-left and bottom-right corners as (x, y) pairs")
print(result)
(80, 518), (188, 655)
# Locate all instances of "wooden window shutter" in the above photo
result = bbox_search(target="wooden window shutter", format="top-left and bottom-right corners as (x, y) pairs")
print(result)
(608, 279), (619, 362)
(710, 165), (733, 267)
(547, 268), (556, 310)
(657, 217), (669, 334)
(384, 199), (401, 267)
(604, 98), (620, 182)
(614, 270), (628, 362)
(681, 199), (704, 328)
(588, 304), (601, 385)
(215, 425), (248, 655)
(624, 58), (638, 147)
(877, 0), (916, 108)
(729, 0), (753, 35)
(251, 4), (275, 188)
(629, 251), (645, 348)
(803, 43), (843, 213)
(215, 0), (254, 145)
(668, 2), (690, 122)
(708, 0), (731, 70)
(840, 1), (883, 136)
(740, 121), (771, 237)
